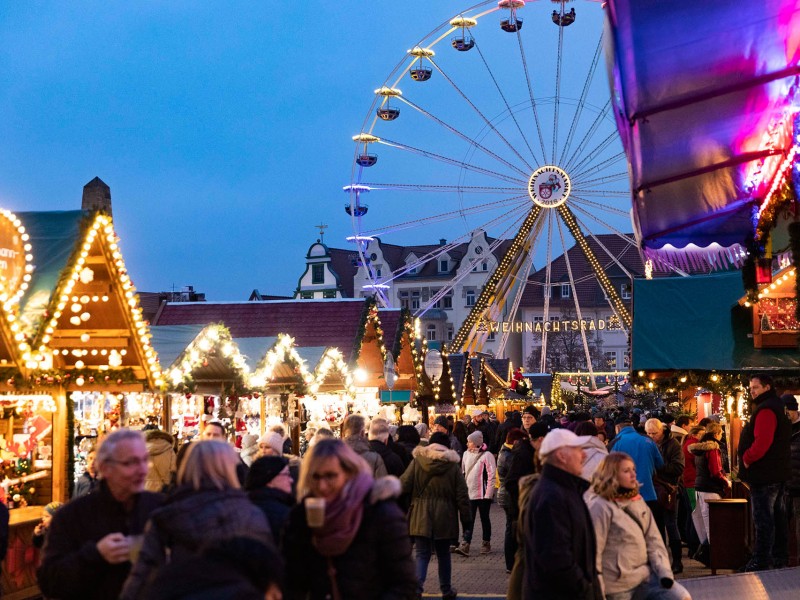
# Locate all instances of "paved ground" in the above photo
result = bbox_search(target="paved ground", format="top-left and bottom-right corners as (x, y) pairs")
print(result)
(419, 502), (790, 599)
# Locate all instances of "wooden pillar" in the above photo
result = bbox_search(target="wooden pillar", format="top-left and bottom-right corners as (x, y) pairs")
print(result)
(51, 388), (68, 503)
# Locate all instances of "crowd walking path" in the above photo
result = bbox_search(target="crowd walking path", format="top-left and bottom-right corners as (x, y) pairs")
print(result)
(420, 503), (800, 599)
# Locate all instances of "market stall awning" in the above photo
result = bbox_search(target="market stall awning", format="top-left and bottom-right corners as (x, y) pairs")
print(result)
(605, 0), (800, 269)
(632, 272), (800, 371)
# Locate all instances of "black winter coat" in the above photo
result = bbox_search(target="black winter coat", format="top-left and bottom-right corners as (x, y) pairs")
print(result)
(37, 481), (163, 600)
(738, 389), (792, 485)
(788, 420), (800, 496)
(504, 440), (536, 520)
(249, 487), (295, 541)
(120, 487), (272, 600)
(283, 495), (417, 600)
(523, 464), (601, 600)
(655, 429), (684, 486)
(370, 439), (406, 477)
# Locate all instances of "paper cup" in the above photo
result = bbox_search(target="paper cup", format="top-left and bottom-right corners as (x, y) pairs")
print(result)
(305, 497), (326, 528)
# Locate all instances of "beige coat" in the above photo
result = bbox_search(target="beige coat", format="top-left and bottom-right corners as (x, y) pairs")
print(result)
(145, 430), (176, 493)
(584, 490), (673, 596)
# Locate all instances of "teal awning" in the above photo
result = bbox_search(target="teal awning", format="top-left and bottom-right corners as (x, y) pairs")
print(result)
(632, 272), (799, 372)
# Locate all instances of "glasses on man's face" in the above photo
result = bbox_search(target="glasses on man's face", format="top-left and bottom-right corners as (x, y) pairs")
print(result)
(109, 457), (149, 468)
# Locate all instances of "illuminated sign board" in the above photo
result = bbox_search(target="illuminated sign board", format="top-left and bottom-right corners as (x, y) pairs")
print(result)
(0, 210), (30, 304)
(476, 315), (622, 334)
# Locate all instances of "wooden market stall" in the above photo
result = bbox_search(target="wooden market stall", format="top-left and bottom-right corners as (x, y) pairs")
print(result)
(0, 208), (164, 599)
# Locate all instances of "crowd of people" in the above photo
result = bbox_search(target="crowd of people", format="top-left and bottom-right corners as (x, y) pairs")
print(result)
(28, 373), (799, 599)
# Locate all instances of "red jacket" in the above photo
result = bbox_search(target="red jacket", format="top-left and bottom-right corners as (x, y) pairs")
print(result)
(682, 435), (700, 488)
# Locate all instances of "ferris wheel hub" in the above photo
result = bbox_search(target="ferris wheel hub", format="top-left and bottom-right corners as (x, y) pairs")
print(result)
(528, 165), (571, 208)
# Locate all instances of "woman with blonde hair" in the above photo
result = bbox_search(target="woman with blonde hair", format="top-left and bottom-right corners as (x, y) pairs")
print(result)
(283, 437), (416, 599)
(585, 452), (691, 600)
(120, 441), (273, 599)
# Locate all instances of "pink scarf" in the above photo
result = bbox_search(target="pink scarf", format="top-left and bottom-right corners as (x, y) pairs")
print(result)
(311, 471), (373, 557)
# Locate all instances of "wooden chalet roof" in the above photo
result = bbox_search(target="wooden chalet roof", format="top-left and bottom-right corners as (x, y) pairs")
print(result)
(153, 299), (368, 361)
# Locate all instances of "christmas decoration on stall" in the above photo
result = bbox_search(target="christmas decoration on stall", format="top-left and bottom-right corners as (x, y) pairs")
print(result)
(24, 212), (164, 388)
(309, 348), (356, 398)
(435, 350), (456, 404)
(168, 323), (250, 394)
(351, 297), (388, 365)
(251, 334), (314, 397)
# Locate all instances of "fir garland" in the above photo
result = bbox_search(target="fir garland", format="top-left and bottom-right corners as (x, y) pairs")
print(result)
(351, 297), (377, 365)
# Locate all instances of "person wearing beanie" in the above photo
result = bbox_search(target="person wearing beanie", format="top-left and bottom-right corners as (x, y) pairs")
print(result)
(258, 432), (285, 458)
(401, 430), (470, 599)
(240, 433), (259, 467)
(453, 430), (496, 557)
(246, 456), (295, 539)
(432, 415), (463, 456)
(32, 502), (63, 549)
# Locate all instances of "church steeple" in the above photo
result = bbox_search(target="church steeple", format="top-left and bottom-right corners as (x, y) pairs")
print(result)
(82, 177), (112, 216)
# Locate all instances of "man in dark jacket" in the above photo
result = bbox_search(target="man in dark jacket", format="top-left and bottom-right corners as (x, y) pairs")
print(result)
(432, 415), (463, 456)
(523, 428), (600, 600)
(368, 418), (406, 477)
(738, 374), (792, 570)
(37, 429), (164, 600)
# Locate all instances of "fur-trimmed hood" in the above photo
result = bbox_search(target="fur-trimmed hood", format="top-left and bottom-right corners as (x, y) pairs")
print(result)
(689, 440), (719, 455)
(412, 442), (461, 474)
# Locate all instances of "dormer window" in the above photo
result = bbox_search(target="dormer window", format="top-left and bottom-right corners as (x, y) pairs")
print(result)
(312, 264), (324, 284)
(561, 283), (570, 298)
(439, 259), (449, 273)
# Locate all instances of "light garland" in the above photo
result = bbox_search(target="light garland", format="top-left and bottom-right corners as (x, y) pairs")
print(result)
(251, 333), (314, 391)
(311, 347), (356, 398)
(29, 213), (163, 387)
(170, 323), (250, 388)
(0, 394), (56, 414)
(756, 145), (798, 223)
(0, 209), (34, 312)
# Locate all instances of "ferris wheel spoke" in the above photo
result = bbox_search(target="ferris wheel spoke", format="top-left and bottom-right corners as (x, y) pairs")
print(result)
(428, 56), (536, 173)
(570, 195), (630, 216)
(573, 171), (630, 187)
(571, 189), (629, 198)
(568, 131), (619, 175)
(361, 195), (530, 238)
(396, 97), (530, 178)
(378, 138), (527, 185)
(563, 99), (612, 171)
(540, 210), (555, 372)
(558, 34), (604, 165)
(515, 29), (549, 163)
(555, 215), (596, 382)
(571, 151), (627, 181)
(570, 201), (638, 245)
(473, 38), (541, 166)
(552, 6), (566, 166)
(358, 182), (524, 194)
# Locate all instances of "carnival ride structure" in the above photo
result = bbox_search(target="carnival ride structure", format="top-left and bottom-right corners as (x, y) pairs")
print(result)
(345, 0), (643, 375)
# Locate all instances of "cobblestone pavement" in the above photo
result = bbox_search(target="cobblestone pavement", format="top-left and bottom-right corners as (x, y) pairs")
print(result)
(418, 502), (743, 599)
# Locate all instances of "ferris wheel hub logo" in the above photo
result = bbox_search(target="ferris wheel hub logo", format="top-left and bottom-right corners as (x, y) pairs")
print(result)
(528, 165), (571, 208)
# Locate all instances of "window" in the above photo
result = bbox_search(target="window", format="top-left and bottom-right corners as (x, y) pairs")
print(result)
(311, 264), (324, 285)
(300, 291), (313, 299)
(443, 294), (453, 310)
(533, 316), (544, 323)
(426, 324), (437, 341)
(411, 291), (420, 311)
(323, 290), (336, 299)
(407, 265), (418, 275)
(466, 290), (476, 307)
(375, 266), (382, 278)
(561, 283), (570, 298)
(487, 330), (496, 341)
(482, 261), (488, 272)
(621, 283), (632, 299)
(399, 291), (410, 310)
(447, 326), (454, 341)
(439, 259), (449, 273)
(604, 351), (618, 369)
(471, 259), (478, 272)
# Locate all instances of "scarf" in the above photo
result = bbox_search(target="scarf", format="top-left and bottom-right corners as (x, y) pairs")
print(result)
(612, 486), (640, 501)
(311, 471), (373, 557)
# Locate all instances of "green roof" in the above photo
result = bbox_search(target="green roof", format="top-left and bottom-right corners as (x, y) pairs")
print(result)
(632, 272), (799, 372)
(16, 210), (87, 335)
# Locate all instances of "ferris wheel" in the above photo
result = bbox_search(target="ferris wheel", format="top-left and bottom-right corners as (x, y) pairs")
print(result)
(346, 0), (637, 372)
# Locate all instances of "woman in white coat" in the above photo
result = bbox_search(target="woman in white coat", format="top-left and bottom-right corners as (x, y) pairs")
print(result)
(585, 452), (691, 600)
(575, 421), (608, 482)
(453, 430), (497, 557)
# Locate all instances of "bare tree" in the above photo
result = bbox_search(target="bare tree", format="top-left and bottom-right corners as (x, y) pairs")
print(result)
(525, 306), (605, 372)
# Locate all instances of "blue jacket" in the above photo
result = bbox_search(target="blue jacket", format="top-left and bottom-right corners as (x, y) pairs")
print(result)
(609, 426), (664, 502)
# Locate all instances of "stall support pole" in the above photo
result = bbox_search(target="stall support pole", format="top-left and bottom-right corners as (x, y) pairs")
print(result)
(52, 388), (68, 503)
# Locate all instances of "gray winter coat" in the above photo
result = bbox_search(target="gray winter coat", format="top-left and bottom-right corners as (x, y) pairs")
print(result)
(400, 443), (470, 540)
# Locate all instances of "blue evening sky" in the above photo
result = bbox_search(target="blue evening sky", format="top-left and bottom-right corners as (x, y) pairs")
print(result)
(0, 1), (615, 301)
